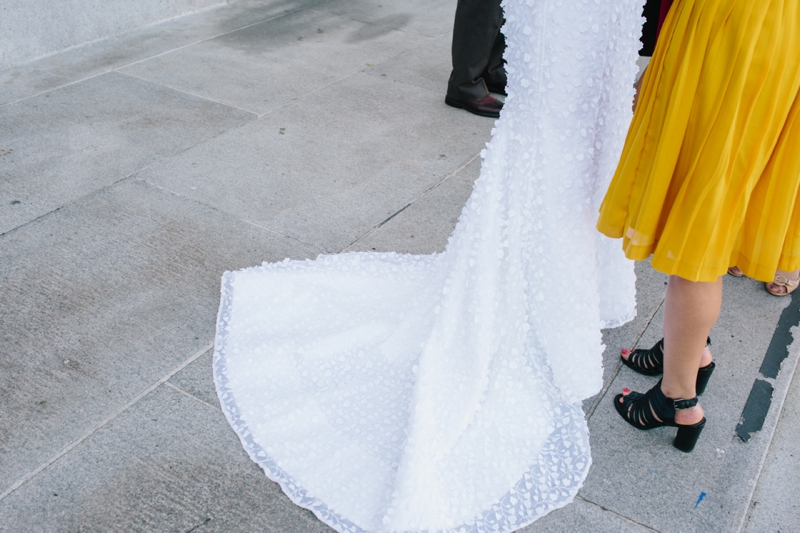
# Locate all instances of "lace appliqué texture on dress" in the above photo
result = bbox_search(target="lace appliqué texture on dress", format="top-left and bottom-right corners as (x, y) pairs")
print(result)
(214, 0), (643, 531)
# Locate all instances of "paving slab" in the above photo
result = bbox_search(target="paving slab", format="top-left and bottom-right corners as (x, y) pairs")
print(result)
(136, 71), (493, 253)
(0, 0), (330, 107)
(364, 32), (452, 95)
(318, 0), (456, 38)
(0, 178), (317, 495)
(119, 8), (430, 116)
(744, 343), (800, 533)
(580, 276), (797, 533)
(0, 384), (334, 533)
(0, 71), (254, 235)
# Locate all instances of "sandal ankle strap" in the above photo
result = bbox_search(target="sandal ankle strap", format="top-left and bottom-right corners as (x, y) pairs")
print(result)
(673, 397), (698, 410)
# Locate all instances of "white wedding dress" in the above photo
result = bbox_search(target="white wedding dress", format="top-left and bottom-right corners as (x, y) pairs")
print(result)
(214, 0), (642, 531)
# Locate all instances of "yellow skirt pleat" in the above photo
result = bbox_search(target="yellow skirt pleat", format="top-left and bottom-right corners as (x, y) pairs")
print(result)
(597, 0), (800, 282)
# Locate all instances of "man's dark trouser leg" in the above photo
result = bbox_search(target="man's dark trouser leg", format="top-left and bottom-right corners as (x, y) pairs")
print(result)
(484, 29), (506, 90)
(447, 0), (506, 102)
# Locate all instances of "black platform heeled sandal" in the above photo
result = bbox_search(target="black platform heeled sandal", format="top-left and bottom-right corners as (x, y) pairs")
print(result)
(614, 379), (706, 453)
(621, 337), (716, 395)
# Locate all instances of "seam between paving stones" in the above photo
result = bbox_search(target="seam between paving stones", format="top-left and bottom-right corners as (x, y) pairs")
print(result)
(114, 70), (264, 116)
(137, 178), (327, 254)
(341, 151), (482, 253)
(575, 495), (662, 532)
(585, 293), (666, 420)
(0, 343), (215, 502)
(163, 381), (223, 413)
(0, 0), (333, 109)
(115, 66), (368, 119)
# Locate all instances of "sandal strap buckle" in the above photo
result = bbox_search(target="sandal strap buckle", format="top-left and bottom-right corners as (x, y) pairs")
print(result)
(673, 397), (698, 410)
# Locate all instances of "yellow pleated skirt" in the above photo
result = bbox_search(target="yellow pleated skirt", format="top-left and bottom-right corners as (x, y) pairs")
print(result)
(597, 0), (800, 282)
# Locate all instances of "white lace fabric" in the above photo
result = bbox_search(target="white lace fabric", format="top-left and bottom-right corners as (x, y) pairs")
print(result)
(214, 0), (642, 531)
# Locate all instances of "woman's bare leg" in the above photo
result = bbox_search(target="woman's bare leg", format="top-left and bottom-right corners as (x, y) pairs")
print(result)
(619, 275), (721, 425)
(661, 275), (723, 424)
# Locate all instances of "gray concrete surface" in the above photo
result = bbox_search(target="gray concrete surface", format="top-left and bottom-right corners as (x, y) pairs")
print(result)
(1, 1), (798, 532)
(135, 71), (490, 253)
(118, 9), (430, 116)
(0, 385), (331, 533)
(0, 0), (331, 107)
(581, 277), (798, 533)
(744, 344), (800, 533)
(0, 72), (254, 234)
(1, 0), (222, 68)
(0, 178), (317, 496)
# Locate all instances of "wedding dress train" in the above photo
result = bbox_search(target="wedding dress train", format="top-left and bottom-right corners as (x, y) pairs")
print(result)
(214, 0), (642, 531)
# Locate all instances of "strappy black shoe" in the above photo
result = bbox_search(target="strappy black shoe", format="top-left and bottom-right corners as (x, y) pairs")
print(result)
(614, 379), (706, 453)
(621, 337), (716, 395)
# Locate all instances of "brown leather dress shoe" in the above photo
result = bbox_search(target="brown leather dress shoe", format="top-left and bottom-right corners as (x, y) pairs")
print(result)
(444, 94), (503, 118)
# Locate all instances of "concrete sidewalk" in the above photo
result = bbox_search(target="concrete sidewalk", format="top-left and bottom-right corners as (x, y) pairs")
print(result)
(1, 1), (798, 531)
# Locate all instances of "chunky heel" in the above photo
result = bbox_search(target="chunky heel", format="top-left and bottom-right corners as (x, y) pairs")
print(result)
(674, 419), (706, 453)
(695, 362), (716, 395)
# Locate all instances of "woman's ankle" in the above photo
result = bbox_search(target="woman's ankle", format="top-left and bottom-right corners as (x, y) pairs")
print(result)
(660, 380), (699, 402)
(674, 404), (704, 425)
(661, 382), (705, 424)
